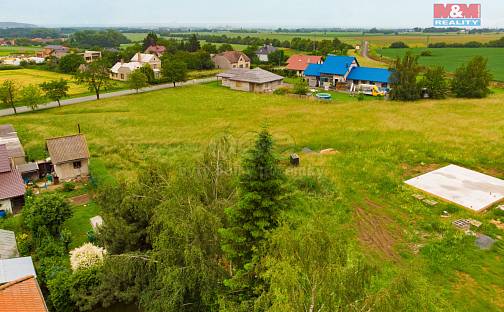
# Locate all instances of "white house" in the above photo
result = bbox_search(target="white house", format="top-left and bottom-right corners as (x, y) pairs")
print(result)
(110, 53), (161, 81)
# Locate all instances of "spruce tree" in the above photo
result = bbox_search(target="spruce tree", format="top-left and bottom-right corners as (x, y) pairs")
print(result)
(220, 129), (288, 302)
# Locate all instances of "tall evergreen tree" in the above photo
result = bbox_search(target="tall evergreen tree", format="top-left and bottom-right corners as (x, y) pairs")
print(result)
(220, 129), (288, 304)
(187, 34), (201, 52)
(143, 32), (159, 51)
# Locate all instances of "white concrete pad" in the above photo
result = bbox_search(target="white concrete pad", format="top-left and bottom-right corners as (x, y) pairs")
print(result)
(405, 165), (504, 212)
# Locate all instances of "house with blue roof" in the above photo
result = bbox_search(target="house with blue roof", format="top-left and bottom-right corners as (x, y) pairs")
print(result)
(304, 55), (359, 88)
(347, 67), (391, 88)
(304, 55), (392, 89)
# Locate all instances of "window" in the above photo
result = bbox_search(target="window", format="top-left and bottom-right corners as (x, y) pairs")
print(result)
(73, 161), (82, 169)
(239, 64), (244, 68)
(120, 74), (124, 80)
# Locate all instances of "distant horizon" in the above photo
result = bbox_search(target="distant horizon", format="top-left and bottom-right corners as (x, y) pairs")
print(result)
(1, 0), (503, 29)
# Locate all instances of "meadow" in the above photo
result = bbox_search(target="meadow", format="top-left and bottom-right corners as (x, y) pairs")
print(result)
(0, 46), (40, 56)
(377, 47), (504, 81)
(0, 68), (89, 94)
(2, 81), (504, 310)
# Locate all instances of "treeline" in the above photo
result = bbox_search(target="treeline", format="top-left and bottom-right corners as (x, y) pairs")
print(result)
(68, 30), (131, 48)
(0, 28), (63, 39)
(390, 53), (493, 101)
(170, 33), (352, 52)
(428, 37), (504, 48)
(415, 27), (504, 33)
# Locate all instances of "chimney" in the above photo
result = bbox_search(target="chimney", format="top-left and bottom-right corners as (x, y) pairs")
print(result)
(120, 59), (124, 64)
(137, 52), (142, 62)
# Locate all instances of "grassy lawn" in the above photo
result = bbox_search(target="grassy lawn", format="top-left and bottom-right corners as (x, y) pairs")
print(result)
(377, 47), (504, 81)
(2, 82), (504, 310)
(0, 46), (41, 56)
(65, 201), (100, 249)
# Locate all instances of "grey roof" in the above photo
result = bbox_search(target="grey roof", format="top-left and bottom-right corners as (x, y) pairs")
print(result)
(0, 124), (25, 159)
(256, 44), (277, 55)
(228, 68), (284, 84)
(216, 68), (249, 79)
(16, 162), (39, 173)
(0, 230), (19, 260)
(0, 257), (36, 283)
(46, 134), (90, 164)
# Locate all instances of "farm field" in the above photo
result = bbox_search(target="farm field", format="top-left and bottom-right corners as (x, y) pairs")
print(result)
(0, 68), (89, 95)
(0, 46), (41, 56)
(0, 68), (129, 107)
(2, 82), (504, 311)
(172, 31), (504, 48)
(377, 47), (504, 81)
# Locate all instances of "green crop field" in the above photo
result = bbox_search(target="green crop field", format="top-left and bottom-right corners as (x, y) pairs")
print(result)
(377, 47), (504, 81)
(2, 82), (504, 310)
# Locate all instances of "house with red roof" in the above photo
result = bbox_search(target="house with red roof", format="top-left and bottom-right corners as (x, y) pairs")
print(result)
(145, 45), (167, 57)
(286, 55), (323, 76)
(0, 275), (48, 312)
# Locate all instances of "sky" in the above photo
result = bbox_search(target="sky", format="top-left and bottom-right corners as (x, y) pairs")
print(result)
(1, 0), (503, 28)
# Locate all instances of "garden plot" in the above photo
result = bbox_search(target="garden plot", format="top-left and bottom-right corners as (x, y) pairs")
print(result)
(405, 165), (504, 212)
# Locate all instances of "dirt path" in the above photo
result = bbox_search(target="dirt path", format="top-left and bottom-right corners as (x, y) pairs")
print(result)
(354, 199), (400, 261)
(69, 194), (91, 206)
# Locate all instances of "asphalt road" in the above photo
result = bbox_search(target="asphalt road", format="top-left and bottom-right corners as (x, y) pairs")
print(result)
(0, 77), (217, 117)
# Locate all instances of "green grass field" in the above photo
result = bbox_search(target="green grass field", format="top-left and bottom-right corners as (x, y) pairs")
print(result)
(0, 46), (41, 56)
(377, 47), (504, 81)
(2, 82), (504, 310)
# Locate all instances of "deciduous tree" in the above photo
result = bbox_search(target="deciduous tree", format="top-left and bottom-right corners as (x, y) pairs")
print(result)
(75, 59), (112, 100)
(20, 84), (45, 111)
(23, 193), (73, 238)
(420, 66), (449, 99)
(390, 52), (422, 101)
(59, 53), (85, 73)
(40, 79), (70, 107)
(451, 56), (492, 98)
(127, 70), (149, 93)
(161, 59), (188, 87)
(0, 79), (18, 114)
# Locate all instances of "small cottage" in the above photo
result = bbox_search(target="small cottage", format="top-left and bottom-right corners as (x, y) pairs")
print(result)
(217, 68), (283, 92)
(46, 134), (90, 181)
(0, 145), (26, 215)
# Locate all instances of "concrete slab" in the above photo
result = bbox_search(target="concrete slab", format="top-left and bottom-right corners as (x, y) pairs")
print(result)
(405, 165), (504, 212)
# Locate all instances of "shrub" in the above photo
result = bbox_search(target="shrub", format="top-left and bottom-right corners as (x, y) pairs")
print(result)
(451, 56), (492, 98)
(292, 80), (309, 95)
(357, 93), (365, 101)
(389, 41), (409, 49)
(273, 86), (290, 95)
(69, 243), (106, 271)
(23, 193), (73, 238)
(62, 182), (76, 192)
(420, 66), (449, 99)
(420, 50), (433, 57)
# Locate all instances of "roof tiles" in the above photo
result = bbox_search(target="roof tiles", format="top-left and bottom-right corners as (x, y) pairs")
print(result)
(0, 275), (48, 312)
(46, 134), (89, 165)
